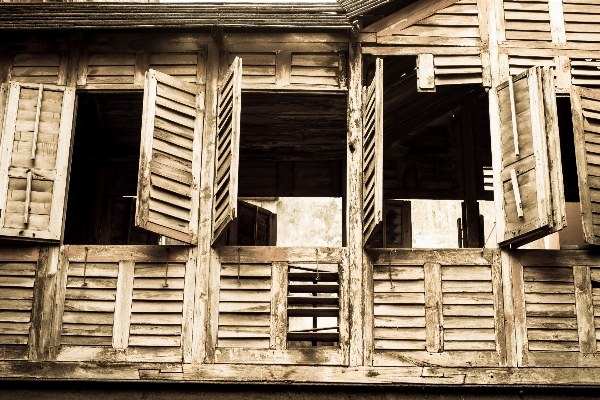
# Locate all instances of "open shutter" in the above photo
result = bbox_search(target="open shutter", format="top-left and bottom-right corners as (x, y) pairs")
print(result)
(495, 66), (565, 247)
(572, 86), (600, 245)
(212, 57), (242, 244)
(0, 82), (75, 242)
(363, 57), (384, 243)
(135, 69), (203, 244)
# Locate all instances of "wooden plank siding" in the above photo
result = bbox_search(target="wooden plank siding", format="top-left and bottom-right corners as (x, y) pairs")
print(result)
(55, 245), (192, 363)
(0, 247), (38, 360)
(368, 249), (504, 367)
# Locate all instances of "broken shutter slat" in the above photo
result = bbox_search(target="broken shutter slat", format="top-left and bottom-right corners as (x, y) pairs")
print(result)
(212, 57), (242, 244)
(572, 86), (600, 245)
(135, 69), (203, 244)
(495, 66), (565, 247)
(362, 58), (384, 244)
(0, 82), (75, 242)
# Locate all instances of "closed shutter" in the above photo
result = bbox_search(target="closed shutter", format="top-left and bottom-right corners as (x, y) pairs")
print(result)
(0, 82), (76, 242)
(495, 66), (565, 247)
(135, 69), (203, 244)
(212, 57), (242, 244)
(571, 86), (600, 245)
(363, 57), (384, 243)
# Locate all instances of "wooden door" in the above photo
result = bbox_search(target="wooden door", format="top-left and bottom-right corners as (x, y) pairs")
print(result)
(495, 66), (565, 247)
(0, 82), (76, 242)
(135, 69), (203, 244)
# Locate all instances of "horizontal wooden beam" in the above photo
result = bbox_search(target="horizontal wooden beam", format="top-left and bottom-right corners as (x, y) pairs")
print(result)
(365, 248), (497, 265)
(67, 245), (190, 262)
(216, 246), (345, 264)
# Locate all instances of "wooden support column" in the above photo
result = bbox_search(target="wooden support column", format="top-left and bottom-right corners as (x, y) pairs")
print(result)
(510, 251), (527, 367)
(573, 265), (596, 354)
(491, 251), (508, 366)
(134, 51), (151, 85)
(193, 38), (220, 364)
(459, 102), (480, 248)
(49, 245), (69, 360)
(182, 247), (197, 362)
(424, 262), (443, 353)
(270, 262), (288, 350)
(112, 260), (134, 349)
(29, 246), (61, 361)
(417, 54), (435, 92)
(347, 37), (364, 367)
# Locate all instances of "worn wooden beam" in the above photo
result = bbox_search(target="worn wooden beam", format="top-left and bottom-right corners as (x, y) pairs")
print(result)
(270, 261), (287, 351)
(112, 260), (134, 350)
(573, 265), (596, 354)
(347, 37), (364, 367)
(424, 262), (443, 353)
(216, 246), (344, 264)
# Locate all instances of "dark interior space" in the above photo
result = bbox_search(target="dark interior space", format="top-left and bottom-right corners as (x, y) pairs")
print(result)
(64, 92), (158, 245)
(237, 92), (347, 198)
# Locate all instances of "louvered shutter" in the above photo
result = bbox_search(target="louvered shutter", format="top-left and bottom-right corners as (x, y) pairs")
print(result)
(495, 66), (565, 247)
(363, 58), (384, 243)
(135, 69), (202, 244)
(572, 86), (600, 245)
(0, 82), (76, 242)
(212, 57), (242, 244)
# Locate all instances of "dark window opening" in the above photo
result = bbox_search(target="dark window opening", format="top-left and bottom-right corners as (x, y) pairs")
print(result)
(217, 92), (348, 247)
(64, 92), (158, 245)
(366, 56), (493, 249)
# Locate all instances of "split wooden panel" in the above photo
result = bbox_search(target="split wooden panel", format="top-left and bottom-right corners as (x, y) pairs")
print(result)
(495, 67), (565, 247)
(128, 261), (185, 348)
(571, 86), (600, 245)
(523, 266), (579, 351)
(362, 58), (383, 244)
(217, 263), (272, 349)
(61, 262), (118, 347)
(10, 53), (62, 85)
(434, 55), (483, 86)
(503, 0), (552, 41)
(150, 53), (200, 84)
(378, 0), (481, 45)
(0, 82), (76, 241)
(0, 260), (36, 360)
(212, 57), (242, 244)
(563, 0), (600, 43)
(442, 265), (496, 351)
(571, 59), (600, 87)
(136, 69), (202, 244)
(373, 263), (426, 351)
(85, 53), (136, 86)
(591, 267), (600, 348)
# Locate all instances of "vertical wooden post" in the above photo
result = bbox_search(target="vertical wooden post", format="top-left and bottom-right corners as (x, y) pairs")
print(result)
(554, 56), (571, 93)
(361, 251), (373, 366)
(347, 37), (364, 367)
(181, 247), (197, 363)
(193, 38), (220, 364)
(112, 260), (134, 349)
(501, 250), (517, 367)
(49, 245), (69, 360)
(573, 265), (597, 354)
(270, 262), (288, 350)
(134, 51), (151, 86)
(548, 0), (567, 44)
(29, 246), (61, 361)
(424, 262), (443, 353)
(510, 251), (527, 366)
(339, 248), (350, 365)
(491, 250), (507, 366)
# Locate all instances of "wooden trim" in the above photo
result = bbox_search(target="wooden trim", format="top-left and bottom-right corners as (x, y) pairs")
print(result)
(112, 260), (134, 349)
(213, 348), (343, 365)
(67, 245), (189, 262)
(417, 54), (435, 92)
(363, 46), (483, 56)
(361, 251), (373, 366)
(491, 251), (507, 366)
(363, 0), (460, 34)
(49, 245), (69, 360)
(366, 248), (496, 265)
(56, 346), (181, 363)
(510, 251), (527, 367)
(347, 39), (364, 367)
(339, 248), (350, 366)
(270, 262), (287, 351)
(373, 351), (499, 367)
(181, 246), (197, 363)
(424, 262), (443, 353)
(216, 246), (344, 264)
(573, 265), (596, 354)
(0, 246), (39, 262)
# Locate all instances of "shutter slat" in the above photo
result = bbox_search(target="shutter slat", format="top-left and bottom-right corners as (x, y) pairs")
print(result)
(135, 69), (201, 244)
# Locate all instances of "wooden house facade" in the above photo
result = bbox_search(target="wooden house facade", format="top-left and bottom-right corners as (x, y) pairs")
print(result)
(0, 0), (599, 387)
